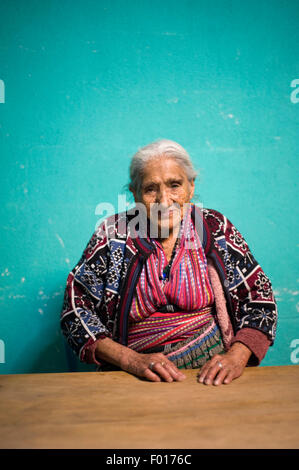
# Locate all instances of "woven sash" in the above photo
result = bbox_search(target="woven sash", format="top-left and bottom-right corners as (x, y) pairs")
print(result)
(127, 305), (215, 353)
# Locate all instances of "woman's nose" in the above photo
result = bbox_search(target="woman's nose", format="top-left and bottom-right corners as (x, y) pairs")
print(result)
(157, 188), (171, 206)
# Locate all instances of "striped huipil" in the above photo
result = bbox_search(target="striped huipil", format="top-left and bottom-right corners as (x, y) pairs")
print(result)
(127, 206), (224, 365)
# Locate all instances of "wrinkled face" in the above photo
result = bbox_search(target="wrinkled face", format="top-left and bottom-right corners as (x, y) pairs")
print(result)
(131, 156), (195, 237)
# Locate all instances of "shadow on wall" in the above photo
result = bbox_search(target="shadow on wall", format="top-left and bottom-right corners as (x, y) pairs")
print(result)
(26, 285), (98, 374)
(30, 327), (97, 374)
(29, 329), (70, 374)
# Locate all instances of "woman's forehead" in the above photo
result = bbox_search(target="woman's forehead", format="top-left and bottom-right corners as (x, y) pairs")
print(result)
(142, 157), (187, 181)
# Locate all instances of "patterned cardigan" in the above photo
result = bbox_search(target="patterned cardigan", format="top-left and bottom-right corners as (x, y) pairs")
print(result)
(60, 204), (277, 367)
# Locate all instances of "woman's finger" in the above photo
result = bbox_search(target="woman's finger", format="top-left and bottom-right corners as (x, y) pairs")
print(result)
(197, 362), (210, 381)
(223, 370), (237, 384)
(143, 367), (162, 382)
(204, 365), (221, 385)
(153, 362), (174, 382)
(144, 361), (174, 382)
(197, 357), (214, 382)
(198, 359), (225, 385)
(197, 358), (220, 383)
(164, 361), (186, 381)
(213, 367), (229, 386)
(144, 359), (185, 383)
(149, 354), (186, 382)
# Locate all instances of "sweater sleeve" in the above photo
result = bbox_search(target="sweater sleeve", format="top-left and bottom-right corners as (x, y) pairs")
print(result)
(60, 220), (112, 363)
(207, 255), (272, 366)
(231, 328), (271, 365)
(222, 214), (278, 347)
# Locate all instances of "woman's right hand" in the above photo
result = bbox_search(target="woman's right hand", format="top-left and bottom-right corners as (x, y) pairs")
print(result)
(121, 348), (186, 383)
(95, 337), (186, 382)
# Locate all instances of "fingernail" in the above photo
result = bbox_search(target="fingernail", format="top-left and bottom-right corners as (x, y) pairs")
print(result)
(175, 371), (185, 379)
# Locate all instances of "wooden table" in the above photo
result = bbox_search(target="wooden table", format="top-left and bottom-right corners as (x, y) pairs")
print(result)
(0, 365), (298, 449)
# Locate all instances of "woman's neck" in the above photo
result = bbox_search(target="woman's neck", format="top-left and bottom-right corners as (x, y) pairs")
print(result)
(158, 225), (181, 262)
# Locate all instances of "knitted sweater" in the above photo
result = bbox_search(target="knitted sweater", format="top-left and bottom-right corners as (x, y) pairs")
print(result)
(60, 204), (277, 367)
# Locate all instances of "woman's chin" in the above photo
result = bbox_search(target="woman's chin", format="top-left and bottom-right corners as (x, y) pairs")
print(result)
(155, 218), (181, 238)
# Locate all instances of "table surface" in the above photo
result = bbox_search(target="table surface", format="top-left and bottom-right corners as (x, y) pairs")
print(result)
(0, 365), (298, 449)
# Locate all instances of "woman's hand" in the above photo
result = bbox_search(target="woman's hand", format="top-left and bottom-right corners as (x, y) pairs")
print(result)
(95, 337), (186, 382)
(121, 348), (186, 383)
(197, 342), (252, 386)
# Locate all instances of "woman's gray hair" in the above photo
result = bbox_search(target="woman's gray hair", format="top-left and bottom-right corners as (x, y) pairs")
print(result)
(128, 139), (198, 197)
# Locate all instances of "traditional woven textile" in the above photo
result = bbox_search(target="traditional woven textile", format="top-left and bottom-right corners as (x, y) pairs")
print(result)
(127, 306), (214, 353)
(164, 320), (224, 369)
(127, 206), (219, 361)
(128, 205), (214, 324)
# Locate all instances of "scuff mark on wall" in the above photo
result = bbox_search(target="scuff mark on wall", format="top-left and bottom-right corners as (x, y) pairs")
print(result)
(166, 97), (179, 104)
(1, 268), (10, 277)
(55, 234), (65, 249)
(273, 287), (299, 308)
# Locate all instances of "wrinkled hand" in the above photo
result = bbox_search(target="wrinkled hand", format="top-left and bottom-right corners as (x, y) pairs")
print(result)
(197, 342), (252, 386)
(121, 350), (186, 383)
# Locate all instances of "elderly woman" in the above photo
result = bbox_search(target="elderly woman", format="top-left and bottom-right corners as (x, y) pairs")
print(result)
(61, 139), (277, 385)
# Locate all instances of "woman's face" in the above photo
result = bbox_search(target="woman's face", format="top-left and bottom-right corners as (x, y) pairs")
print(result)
(131, 156), (195, 237)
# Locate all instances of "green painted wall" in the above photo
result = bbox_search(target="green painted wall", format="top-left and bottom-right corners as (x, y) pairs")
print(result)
(0, 0), (298, 374)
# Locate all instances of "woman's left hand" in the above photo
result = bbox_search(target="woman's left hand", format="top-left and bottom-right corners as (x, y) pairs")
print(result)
(197, 342), (252, 386)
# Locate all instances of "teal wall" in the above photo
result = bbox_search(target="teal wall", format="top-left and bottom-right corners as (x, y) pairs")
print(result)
(0, 0), (298, 374)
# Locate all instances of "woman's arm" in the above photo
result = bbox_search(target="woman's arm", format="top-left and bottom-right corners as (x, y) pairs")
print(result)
(60, 222), (112, 360)
(199, 210), (278, 385)
(204, 209), (277, 348)
(95, 337), (186, 382)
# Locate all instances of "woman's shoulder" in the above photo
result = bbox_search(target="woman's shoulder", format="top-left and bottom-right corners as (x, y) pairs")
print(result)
(202, 207), (226, 219)
(193, 205), (243, 240)
(95, 210), (128, 238)
(193, 204), (227, 226)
